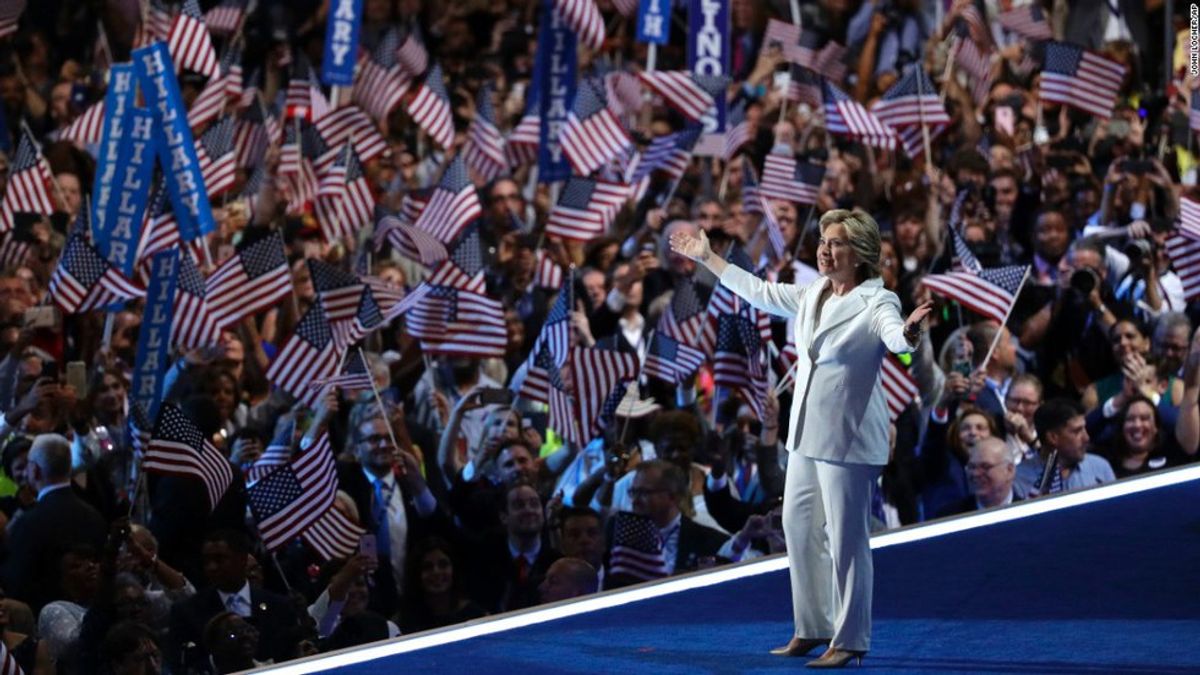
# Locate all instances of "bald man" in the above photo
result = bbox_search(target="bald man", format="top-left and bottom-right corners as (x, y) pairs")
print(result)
(538, 558), (598, 603)
(936, 437), (1019, 518)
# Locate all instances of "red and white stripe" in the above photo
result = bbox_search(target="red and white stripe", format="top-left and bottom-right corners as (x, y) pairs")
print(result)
(881, 354), (919, 422)
(406, 66), (454, 148)
(60, 100), (105, 145)
(552, 0), (605, 51)
(561, 109), (631, 177)
(637, 71), (716, 123)
(167, 0), (219, 77)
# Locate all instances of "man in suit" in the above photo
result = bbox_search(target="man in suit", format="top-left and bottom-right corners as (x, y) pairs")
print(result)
(168, 529), (299, 670)
(0, 433), (106, 612)
(464, 478), (560, 614)
(337, 412), (444, 617)
(628, 461), (727, 575)
(936, 437), (1021, 518)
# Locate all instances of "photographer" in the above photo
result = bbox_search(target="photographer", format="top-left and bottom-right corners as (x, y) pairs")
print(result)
(1110, 221), (1186, 322)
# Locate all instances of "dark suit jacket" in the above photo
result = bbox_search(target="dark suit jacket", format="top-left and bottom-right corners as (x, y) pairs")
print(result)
(464, 531), (560, 614)
(674, 517), (729, 573)
(0, 486), (107, 612)
(336, 461), (449, 616)
(168, 584), (299, 670)
(148, 467), (248, 586)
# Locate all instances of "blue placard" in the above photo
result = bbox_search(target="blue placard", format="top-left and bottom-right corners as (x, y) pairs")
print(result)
(100, 108), (155, 277)
(322, 0), (364, 86)
(91, 64), (138, 246)
(131, 249), (179, 422)
(536, 0), (577, 184)
(687, 0), (729, 133)
(637, 0), (671, 45)
(133, 42), (216, 241)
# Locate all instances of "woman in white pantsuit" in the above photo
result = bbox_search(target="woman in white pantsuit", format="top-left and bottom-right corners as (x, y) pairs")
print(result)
(671, 210), (931, 669)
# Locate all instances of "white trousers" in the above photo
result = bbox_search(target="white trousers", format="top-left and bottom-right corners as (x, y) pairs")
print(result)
(782, 454), (880, 652)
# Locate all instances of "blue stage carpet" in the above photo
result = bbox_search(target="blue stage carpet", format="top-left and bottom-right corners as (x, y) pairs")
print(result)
(294, 472), (1200, 674)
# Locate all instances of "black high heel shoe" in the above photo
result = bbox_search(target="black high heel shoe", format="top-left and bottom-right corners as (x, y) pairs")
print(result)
(769, 637), (829, 657)
(805, 647), (866, 668)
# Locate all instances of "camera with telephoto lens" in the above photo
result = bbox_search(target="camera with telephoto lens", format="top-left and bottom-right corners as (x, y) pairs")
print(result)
(1069, 267), (1100, 295)
(1123, 237), (1154, 263)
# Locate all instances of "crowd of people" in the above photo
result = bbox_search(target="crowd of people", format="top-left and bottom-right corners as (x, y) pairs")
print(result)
(0, 0), (1195, 672)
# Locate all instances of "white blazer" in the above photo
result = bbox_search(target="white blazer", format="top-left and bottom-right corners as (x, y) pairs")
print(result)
(719, 265), (913, 466)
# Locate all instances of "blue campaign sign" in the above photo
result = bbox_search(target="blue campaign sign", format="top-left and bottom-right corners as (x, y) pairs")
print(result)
(637, 0), (670, 45)
(536, 0), (576, 184)
(91, 63), (138, 247)
(100, 108), (155, 277)
(687, 0), (729, 133)
(322, 0), (364, 86)
(133, 42), (216, 241)
(131, 249), (179, 422)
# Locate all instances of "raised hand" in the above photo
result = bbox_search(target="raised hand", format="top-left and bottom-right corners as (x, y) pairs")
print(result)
(668, 228), (712, 264)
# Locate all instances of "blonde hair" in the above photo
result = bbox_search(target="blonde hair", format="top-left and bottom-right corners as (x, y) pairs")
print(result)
(818, 209), (882, 281)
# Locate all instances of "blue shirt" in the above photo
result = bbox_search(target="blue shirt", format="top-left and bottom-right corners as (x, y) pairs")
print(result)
(1014, 453), (1116, 498)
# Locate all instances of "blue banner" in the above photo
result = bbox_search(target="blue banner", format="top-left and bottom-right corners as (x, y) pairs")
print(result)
(637, 0), (671, 45)
(131, 249), (179, 423)
(687, 0), (729, 133)
(133, 43), (216, 241)
(101, 108), (155, 277)
(321, 0), (364, 86)
(91, 64), (138, 247)
(536, 0), (577, 184)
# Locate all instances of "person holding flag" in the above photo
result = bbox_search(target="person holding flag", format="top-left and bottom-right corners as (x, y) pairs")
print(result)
(670, 209), (932, 669)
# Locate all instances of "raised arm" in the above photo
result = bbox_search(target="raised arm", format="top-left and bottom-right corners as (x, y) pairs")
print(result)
(669, 229), (807, 317)
(871, 293), (933, 355)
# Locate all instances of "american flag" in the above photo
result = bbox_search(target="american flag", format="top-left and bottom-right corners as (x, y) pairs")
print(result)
(0, 634), (23, 674)
(267, 303), (341, 404)
(145, 404), (235, 511)
(871, 65), (951, 128)
(413, 155), (481, 244)
(761, 153), (824, 205)
(608, 511), (669, 582)
(786, 64), (822, 108)
(952, 26), (992, 82)
(611, 0), (637, 16)
(1181, 196), (1200, 239)
(542, 346), (583, 445)
(4, 131), (56, 216)
(241, 164), (268, 221)
(535, 249), (565, 289)
(763, 18), (800, 53)
(545, 177), (629, 241)
(516, 276), (572, 402)
(407, 63), (455, 148)
(248, 441), (293, 483)
(637, 71), (724, 123)
(605, 70), (644, 120)
(303, 502), (365, 560)
(644, 331), (705, 384)
(662, 278), (706, 346)
(278, 122), (317, 214)
(407, 285), (508, 357)
(823, 79), (896, 149)
(205, 231), (291, 328)
(396, 26), (429, 77)
(760, 194), (787, 260)
(140, 0), (173, 46)
(507, 103), (541, 167)
(375, 214), (448, 266)
(312, 103), (386, 164)
(188, 42), (243, 131)
(923, 264), (1029, 324)
(248, 433), (339, 550)
(741, 161), (762, 215)
(723, 102), (751, 160)
(958, 2), (992, 47)
(235, 95), (281, 168)
(881, 354), (919, 422)
(713, 312), (769, 418)
(0, 0), (24, 38)
(561, 79), (632, 177)
(0, 229), (29, 269)
(630, 127), (701, 185)
(136, 184), (185, 265)
(285, 56), (329, 121)
(314, 146), (375, 242)
(464, 85), (509, 181)
(997, 4), (1051, 41)
(1191, 89), (1200, 135)
(196, 115), (238, 196)
(308, 259), (385, 349)
(792, 31), (847, 84)
(571, 345), (639, 442)
(398, 187), (431, 224)
(354, 27), (410, 124)
(204, 0), (244, 36)
(171, 251), (220, 349)
(168, 0), (219, 77)
(950, 224), (981, 273)
(1165, 233), (1200, 301)
(48, 234), (145, 314)
(896, 121), (947, 161)
(310, 349), (373, 393)
(60, 99), (105, 145)
(425, 225), (487, 292)
(553, 0), (605, 51)
(1039, 41), (1125, 119)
